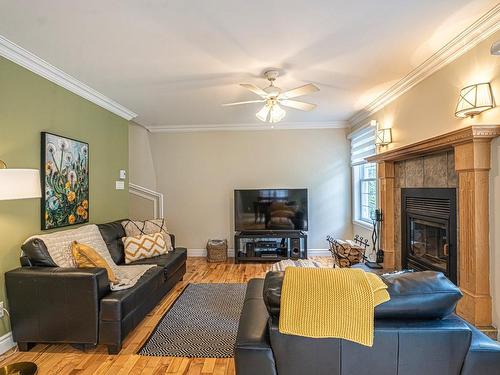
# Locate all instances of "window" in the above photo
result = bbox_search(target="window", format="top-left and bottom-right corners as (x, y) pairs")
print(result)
(358, 163), (377, 223)
(350, 126), (377, 227)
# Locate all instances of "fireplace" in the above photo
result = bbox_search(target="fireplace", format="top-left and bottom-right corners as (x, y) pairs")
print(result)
(401, 188), (457, 283)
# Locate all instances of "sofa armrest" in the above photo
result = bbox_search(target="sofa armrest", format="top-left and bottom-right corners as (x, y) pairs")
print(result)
(235, 279), (276, 375)
(5, 267), (110, 345)
(461, 322), (500, 375)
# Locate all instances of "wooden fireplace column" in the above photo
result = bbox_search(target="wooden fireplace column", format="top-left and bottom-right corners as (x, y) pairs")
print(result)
(368, 125), (500, 327)
(454, 140), (492, 326)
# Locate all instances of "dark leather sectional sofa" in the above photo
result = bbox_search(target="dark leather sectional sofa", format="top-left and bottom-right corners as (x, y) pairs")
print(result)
(5, 220), (187, 354)
(235, 270), (500, 375)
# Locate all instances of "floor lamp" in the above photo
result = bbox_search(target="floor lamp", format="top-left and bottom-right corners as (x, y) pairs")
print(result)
(0, 161), (40, 375)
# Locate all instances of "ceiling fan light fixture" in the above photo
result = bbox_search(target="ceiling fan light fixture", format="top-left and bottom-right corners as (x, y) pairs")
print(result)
(256, 104), (271, 122)
(226, 70), (319, 124)
(269, 104), (286, 123)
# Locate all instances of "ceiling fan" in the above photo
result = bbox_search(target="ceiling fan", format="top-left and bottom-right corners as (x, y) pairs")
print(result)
(223, 70), (320, 123)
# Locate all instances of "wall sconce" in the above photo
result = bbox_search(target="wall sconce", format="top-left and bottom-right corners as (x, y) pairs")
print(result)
(371, 120), (392, 146)
(375, 128), (392, 146)
(491, 41), (500, 55)
(455, 83), (494, 118)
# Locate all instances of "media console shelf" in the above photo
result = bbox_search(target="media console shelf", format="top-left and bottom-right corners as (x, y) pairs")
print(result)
(235, 232), (307, 264)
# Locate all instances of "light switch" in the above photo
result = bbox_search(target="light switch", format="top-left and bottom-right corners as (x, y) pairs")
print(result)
(116, 181), (125, 190)
(119, 170), (127, 180)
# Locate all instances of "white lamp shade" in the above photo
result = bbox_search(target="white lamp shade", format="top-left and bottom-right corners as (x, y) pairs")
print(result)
(455, 83), (494, 118)
(256, 104), (271, 122)
(375, 128), (392, 146)
(0, 169), (41, 200)
(269, 104), (286, 123)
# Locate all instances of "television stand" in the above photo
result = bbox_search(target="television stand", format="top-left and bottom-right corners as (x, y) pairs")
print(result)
(234, 232), (307, 264)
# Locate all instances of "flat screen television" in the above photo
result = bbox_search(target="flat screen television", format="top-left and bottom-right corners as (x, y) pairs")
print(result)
(234, 189), (308, 232)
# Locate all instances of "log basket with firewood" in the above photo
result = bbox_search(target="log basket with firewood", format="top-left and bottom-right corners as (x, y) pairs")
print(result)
(326, 235), (369, 268)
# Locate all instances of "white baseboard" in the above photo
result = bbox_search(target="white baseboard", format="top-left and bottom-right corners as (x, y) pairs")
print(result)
(0, 332), (15, 355)
(307, 249), (331, 256)
(187, 248), (236, 257)
(187, 248), (330, 257)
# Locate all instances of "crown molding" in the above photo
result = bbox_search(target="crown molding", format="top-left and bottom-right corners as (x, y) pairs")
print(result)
(147, 121), (348, 133)
(349, 5), (500, 128)
(0, 35), (137, 121)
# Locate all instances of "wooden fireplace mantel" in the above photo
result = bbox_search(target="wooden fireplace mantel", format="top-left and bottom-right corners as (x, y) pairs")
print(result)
(366, 125), (500, 163)
(367, 125), (500, 327)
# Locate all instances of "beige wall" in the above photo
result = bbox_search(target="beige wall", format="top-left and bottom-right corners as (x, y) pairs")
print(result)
(129, 122), (157, 190)
(129, 123), (158, 218)
(147, 129), (352, 251)
(359, 31), (500, 334)
(129, 194), (156, 221)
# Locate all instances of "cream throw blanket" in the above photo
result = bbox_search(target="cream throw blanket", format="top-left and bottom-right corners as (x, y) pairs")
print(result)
(24, 224), (154, 291)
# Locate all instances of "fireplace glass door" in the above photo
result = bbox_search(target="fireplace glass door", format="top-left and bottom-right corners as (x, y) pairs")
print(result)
(408, 216), (448, 273)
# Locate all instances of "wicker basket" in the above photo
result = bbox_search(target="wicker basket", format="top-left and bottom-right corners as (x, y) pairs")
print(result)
(206, 239), (228, 263)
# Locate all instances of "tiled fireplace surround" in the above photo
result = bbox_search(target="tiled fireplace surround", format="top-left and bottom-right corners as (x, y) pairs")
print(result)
(368, 125), (500, 329)
(393, 151), (458, 271)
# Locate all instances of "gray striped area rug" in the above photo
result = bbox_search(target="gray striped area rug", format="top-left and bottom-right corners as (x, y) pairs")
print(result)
(139, 283), (246, 358)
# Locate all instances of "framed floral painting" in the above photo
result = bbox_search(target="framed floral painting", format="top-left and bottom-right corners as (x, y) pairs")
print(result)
(41, 132), (89, 230)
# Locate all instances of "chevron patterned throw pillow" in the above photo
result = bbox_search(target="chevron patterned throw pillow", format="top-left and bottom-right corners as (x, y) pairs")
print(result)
(121, 219), (173, 251)
(122, 232), (168, 264)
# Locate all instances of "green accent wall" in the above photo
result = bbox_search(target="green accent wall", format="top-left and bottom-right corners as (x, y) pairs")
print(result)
(0, 56), (129, 337)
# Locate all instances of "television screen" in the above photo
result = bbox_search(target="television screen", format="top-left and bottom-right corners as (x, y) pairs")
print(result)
(234, 189), (308, 231)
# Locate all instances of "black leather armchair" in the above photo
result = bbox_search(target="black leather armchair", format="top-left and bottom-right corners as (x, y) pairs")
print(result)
(235, 271), (500, 375)
(6, 267), (109, 351)
(5, 220), (187, 354)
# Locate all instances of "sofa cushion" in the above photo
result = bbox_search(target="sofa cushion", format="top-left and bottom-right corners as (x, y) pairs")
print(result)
(21, 238), (57, 267)
(121, 219), (173, 251)
(100, 266), (164, 321)
(130, 248), (187, 277)
(263, 270), (462, 320)
(376, 270), (462, 319)
(123, 233), (169, 264)
(72, 241), (118, 284)
(263, 271), (284, 318)
(98, 220), (127, 265)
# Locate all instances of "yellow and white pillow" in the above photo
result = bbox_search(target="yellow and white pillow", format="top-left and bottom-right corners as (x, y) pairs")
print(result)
(122, 232), (168, 264)
(121, 219), (173, 251)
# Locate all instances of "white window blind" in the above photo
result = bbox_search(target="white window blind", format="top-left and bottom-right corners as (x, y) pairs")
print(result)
(350, 126), (376, 166)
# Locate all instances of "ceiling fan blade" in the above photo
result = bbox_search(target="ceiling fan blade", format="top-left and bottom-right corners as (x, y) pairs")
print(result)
(279, 83), (320, 99)
(280, 100), (317, 111)
(240, 83), (268, 98)
(222, 100), (265, 106)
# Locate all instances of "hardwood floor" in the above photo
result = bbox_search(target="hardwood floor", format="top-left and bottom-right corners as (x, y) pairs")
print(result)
(0, 257), (333, 374)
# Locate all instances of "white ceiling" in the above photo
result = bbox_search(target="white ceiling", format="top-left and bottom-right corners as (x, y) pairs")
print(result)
(0, 0), (496, 129)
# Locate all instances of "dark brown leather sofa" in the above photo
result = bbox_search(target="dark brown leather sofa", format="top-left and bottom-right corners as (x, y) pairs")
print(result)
(5, 220), (187, 354)
(235, 271), (500, 375)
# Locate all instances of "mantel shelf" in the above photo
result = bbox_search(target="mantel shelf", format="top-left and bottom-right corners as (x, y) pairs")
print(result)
(367, 125), (500, 163)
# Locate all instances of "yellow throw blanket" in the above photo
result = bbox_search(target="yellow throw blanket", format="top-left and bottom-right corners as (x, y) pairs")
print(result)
(279, 267), (390, 347)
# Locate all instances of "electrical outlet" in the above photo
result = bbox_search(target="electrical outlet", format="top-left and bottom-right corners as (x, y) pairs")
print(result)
(0, 301), (3, 318)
